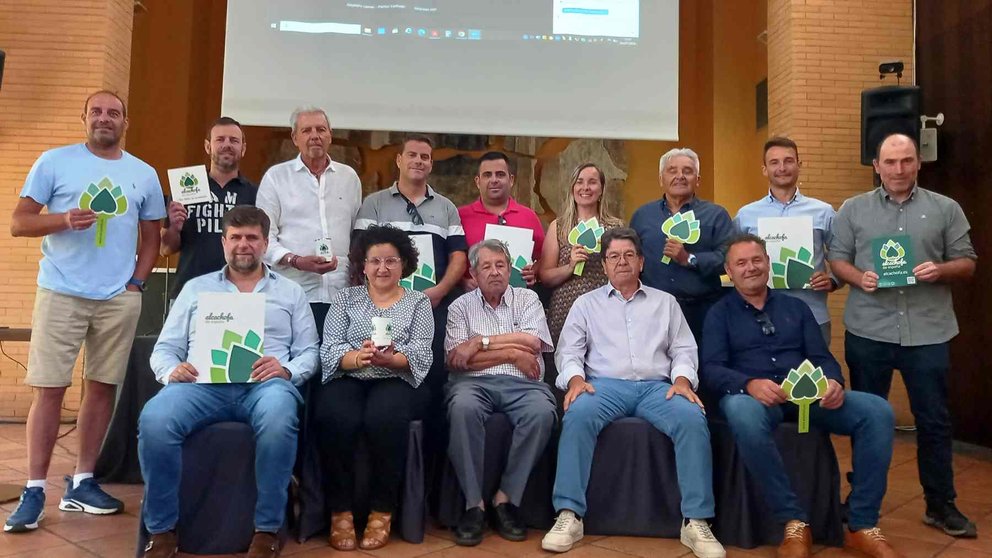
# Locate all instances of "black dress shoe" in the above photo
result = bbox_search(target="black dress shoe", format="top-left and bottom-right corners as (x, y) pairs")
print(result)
(491, 503), (527, 541)
(454, 506), (485, 546)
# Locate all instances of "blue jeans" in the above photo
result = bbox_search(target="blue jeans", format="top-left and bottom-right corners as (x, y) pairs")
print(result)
(719, 391), (894, 530)
(845, 332), (955, 504)
(138, 379), (302, 534)
(552, 378), (715, 518)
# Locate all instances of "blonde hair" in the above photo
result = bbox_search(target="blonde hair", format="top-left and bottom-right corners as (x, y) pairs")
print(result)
(556, 162), (623, 242)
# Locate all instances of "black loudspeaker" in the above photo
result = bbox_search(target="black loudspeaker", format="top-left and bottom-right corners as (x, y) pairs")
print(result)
(0, 50), (5, 91)
(860, 85), (920, 165)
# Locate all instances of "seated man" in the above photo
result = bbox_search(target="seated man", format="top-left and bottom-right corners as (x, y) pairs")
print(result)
(444, 239), (556, 546)
(139, 206), (319, 558)
(701, 234), (899, 558)
(543, 228), (725, 558)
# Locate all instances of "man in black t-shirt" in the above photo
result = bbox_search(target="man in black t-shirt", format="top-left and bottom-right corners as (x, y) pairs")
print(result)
(161, 116), (257, 299)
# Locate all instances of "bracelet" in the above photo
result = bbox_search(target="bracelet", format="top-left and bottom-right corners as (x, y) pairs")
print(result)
(354, 352), (361, 369)
(287, 254), (298, 269)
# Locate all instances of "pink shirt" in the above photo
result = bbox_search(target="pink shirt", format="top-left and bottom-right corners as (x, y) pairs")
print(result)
(457, 197), (545, 261)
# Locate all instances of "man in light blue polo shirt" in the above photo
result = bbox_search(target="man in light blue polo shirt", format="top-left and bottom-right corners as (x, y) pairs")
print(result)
(6, 91), (166, 533)
(734, 137), (839, 342)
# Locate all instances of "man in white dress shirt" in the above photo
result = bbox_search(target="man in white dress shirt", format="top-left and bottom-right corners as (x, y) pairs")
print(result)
(541, 228), (725, 558)
(256, 106), (363, 335)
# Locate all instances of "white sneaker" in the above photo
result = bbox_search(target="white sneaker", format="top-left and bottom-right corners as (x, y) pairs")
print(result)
(680, 518), (726, 558)
(541, 510), (584, 553)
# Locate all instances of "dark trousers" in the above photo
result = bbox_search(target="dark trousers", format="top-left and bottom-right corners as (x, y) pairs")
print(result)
(313, 376), (424, 512)
(311, 303), (331, 344)
(677, 292), (724, 350)
(845, 332), (955, 503)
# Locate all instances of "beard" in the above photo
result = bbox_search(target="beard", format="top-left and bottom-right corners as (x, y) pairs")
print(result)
(88, 126), (121, 148)
(229, 254), (261, 273)
(211, 150), (239, 173)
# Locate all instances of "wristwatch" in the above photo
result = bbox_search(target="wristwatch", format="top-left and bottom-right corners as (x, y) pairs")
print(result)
(687, 253), (698, 269)
(127, 278), (148, 292)
(482, 336), (491, 351)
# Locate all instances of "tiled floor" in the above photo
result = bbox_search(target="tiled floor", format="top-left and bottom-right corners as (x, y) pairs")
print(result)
(1, 424), (990, 557)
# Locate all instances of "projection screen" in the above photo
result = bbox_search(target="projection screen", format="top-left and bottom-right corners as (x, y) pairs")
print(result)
(222, 0), (679, 140)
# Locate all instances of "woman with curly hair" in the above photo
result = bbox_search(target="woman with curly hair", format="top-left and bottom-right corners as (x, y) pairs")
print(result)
(314, 225), (434, 551)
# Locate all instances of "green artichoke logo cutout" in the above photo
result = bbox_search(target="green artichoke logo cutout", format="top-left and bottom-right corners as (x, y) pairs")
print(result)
(210, 329), (264, 383)
(660, 210), (701, 264)
(509, 254), (529, 288)
(178, 172), (199, 193)
(781, 359), (829, 433)
(771, 246), (815, 289)
(78, 177), (128, 247)
(400, 262), (437, 291)
(567, 217), (605, 276)
(879, 239), (907, 267)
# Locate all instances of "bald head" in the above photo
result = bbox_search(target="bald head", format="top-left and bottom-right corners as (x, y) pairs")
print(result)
(874, 133), (920, 199)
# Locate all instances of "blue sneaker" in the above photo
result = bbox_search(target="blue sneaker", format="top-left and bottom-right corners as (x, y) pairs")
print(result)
(58, 476), (123, 515)
(4, 486), (45, 532)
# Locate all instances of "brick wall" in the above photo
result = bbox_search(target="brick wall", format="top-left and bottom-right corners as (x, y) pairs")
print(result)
(766, 0), (915, 422)
(0, 0), (134, 419)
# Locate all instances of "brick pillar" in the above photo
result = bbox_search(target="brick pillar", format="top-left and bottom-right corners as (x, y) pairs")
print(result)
(0, 0), (135, 419)
(767, 0), (914, 423)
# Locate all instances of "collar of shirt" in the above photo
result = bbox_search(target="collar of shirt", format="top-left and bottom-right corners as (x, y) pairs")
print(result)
(604, 281), (647, 302)
(467, 197), (523, 218)
(291, 154), (335, 174)
(661, 195), (697, 214)
(878, 183), (917, 204)
(472, 285), (513, 309)
(207, 174), (251, 190)
(728, 286), (783, 312)
(764, 187), (804, 207)
(212, 264), (279, 292)
(389, 182), (436, 204)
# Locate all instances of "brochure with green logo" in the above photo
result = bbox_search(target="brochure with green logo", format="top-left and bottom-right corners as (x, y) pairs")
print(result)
(758, 216), (815, 289)
(660, 210), (701, 264)
(872, 234), (916, 288)
(400, 234), (437, 291)
(781, 359), (829, 433)
(567, 217), (604, 276)
(484, 224), (534, 288)
(190, 292), (266, 383)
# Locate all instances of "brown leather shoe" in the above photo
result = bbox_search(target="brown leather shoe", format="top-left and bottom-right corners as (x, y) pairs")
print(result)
(359, 510), (392, 550)
(143, 531), (178, 558)
(247, 531), (280, 558)
(777, 520), (812, 558)
(844, 527), (904, 558)
(329, 511), (357, 551)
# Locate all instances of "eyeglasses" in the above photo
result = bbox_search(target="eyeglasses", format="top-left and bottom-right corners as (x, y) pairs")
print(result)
(755, 311), (776, 336)
(365, 257), (402, 269)
(604, 251), (638, 264)
(405, 201), (424, 226)
(497, 214), (507, 225)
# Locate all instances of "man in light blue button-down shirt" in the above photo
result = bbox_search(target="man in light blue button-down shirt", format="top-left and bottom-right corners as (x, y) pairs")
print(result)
(139, 207), (318, 558)
(735, 137), (839, 342)
(542, 228), (725, 558)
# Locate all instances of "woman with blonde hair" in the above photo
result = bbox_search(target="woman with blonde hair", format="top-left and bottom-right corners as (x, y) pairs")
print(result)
(538, 163), (624, 343)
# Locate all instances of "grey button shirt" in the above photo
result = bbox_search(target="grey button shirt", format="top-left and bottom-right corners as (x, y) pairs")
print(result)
(829, 185), (976, 346)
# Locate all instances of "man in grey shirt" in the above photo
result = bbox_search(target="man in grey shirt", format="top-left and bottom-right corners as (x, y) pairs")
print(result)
(829, 133), (977, 538)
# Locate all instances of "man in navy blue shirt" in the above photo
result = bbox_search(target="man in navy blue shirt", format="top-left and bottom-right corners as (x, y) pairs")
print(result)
(701, 234), (899, 558)
(630, 148), (734, 341)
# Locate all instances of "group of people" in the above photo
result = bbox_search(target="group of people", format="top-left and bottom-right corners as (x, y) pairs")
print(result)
(4, 90), (978, 558)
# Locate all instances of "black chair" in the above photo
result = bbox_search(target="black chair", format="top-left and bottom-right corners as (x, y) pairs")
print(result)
(134, 422), (289, 556)
(436, 412), (557, 530)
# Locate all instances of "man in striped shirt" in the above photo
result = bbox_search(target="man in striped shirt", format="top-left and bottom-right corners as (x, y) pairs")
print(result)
(444, 239), (556, 547)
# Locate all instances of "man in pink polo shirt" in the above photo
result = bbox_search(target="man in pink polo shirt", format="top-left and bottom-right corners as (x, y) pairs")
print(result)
(458, 152), (545, 290)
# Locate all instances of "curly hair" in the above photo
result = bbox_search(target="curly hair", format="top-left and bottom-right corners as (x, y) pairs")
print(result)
(348, 225), (420, 285)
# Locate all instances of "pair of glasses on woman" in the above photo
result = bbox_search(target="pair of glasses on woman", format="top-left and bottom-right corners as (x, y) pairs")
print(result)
(365, 257), (402, 269)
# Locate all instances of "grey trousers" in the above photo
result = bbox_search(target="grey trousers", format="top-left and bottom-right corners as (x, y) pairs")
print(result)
(445, 374), (557, 509)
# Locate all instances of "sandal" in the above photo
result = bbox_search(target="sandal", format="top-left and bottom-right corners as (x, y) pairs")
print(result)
(359, 510), (392, 550)
(329, 511), (356, 551)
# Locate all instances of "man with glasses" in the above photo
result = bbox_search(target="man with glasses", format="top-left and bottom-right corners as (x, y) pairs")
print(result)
(444, 239), (555, 546)
(457, 152), (545, 289)
(256, 106), (362, 337)
(543, 228), (725, 558)
(700, 234), (898, 558)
